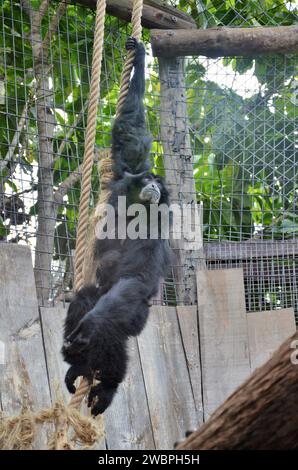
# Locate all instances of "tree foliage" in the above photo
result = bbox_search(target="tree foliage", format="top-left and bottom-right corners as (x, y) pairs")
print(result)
(0, 0), (297, 297)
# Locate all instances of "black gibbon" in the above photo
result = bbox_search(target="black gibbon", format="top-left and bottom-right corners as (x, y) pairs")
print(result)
(62, 37), (172, 416)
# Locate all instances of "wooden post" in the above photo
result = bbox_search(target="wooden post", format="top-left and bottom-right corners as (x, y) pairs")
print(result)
(151, 26), (298, 57)
(177, 331), (298, 450)
(158, 57), (204, 305)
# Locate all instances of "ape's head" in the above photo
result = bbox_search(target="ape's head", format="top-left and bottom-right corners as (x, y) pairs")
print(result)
(124, 171), (169, 206)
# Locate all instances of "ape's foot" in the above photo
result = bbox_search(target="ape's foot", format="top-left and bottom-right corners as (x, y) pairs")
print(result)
(87, 382), (117, 416)
(125, 36), (137, 51)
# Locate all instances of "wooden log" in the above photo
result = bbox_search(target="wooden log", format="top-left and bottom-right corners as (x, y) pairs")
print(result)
(151, 26), (298, 57)
(177, 331), (298, 450)
(73, 0), (196, 30)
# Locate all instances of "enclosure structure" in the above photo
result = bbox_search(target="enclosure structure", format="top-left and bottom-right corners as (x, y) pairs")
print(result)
(1, 242), (296, 449)
(1, 0), (297, 314)
(0, 0), (298, 450)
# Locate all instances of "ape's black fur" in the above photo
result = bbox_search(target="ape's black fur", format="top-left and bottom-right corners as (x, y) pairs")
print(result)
(62, 38), (172, 416)
(111, 37), (152, 178)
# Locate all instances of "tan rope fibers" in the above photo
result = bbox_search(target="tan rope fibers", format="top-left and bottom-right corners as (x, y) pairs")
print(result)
(0, 394), (104, 450)
(67, 0), (144, 447)
(0, 0), (144, 451)
(76, 0), (144, 290)
(74, 0), (107, 292)
(60, 0), (144, 449)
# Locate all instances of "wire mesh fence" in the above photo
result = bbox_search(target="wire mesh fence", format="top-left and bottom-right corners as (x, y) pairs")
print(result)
(0, 1), (297, 318)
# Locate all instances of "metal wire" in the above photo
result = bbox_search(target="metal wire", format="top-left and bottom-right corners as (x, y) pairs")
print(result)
(0, 1), (297, 319)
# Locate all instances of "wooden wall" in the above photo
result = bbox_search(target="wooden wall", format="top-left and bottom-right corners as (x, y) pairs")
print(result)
(0, 245), (296, 449)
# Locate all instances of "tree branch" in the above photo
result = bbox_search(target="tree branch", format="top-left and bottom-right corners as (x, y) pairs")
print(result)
(54, 164), (83, 204)
(0, 102), (30, 173)
(41, 1), (68, 58)
(20, 0), (33, 20)
(54, 148), (102, 204)
(39, 0), (51, 21)
(54, 100), (89, 164)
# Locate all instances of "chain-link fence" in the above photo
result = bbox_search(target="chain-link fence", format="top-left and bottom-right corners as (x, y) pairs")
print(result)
(0, 1), (297, 317)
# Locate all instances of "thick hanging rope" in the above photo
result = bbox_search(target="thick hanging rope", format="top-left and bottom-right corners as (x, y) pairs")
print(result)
(60, 0), (145, 449)
(73, 0), (144, 410)
(75, 0), (144, 292)
(116, 0), (143, 116)
(0, 0), (145, 451)
(75, 0), (144, 291)
(0, 0), (105, 451)
(74, 0), (107, 292)
(82, 0), (144, 287)
(54, 0), (109, 447)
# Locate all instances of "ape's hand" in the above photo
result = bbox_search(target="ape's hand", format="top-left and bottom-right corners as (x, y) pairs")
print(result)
(125, 36), (145, 66)
(125, 36), (137, 51)
(64, 364), (92, 394)
(63, 313), (96, 356)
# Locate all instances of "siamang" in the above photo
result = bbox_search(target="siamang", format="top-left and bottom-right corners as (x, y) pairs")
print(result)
(62, 37), (172, 416)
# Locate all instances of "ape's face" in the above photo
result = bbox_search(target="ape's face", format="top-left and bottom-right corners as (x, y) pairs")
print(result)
(139, 174), (161, 203)
(125, 172), (168, 206)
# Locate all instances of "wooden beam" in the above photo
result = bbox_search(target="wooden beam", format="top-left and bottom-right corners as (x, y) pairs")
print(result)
(158, 56), (204, 304)
(177, 331), (298, 450)
(72, 0), (196, 30)
(151, 26), (298, 57)
(204, 240), (298, 261)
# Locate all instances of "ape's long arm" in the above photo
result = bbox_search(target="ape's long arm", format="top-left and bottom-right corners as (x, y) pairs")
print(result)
(111, 38), (152, 177)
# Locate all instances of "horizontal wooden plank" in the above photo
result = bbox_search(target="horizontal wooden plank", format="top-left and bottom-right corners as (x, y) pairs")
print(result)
(204, 240), (298, 261)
